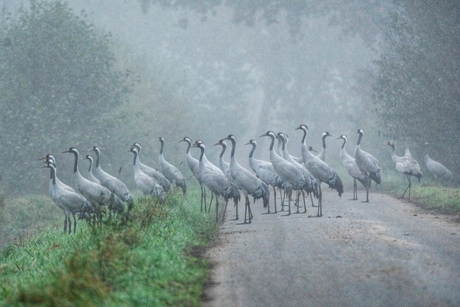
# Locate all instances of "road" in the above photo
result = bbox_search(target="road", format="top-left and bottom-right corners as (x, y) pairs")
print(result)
(202, 190), (460, 307)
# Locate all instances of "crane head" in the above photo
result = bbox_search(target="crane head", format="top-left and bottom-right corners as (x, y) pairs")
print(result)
(295, 124), (308, 131)
(62, 147), (78, 155)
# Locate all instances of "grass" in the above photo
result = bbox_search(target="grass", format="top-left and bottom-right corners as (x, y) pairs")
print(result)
(0, 186), (218, 306)
(379, 171), (460, 215)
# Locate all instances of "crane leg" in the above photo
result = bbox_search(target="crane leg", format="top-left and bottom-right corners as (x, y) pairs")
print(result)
(235, 198), (239, 220)
(401, 176), (411, 199)
(73, 214), (77, 234)
(362, 182), (370, 203)
(273, 188), (277, 213)
(317, 185), (323, 217)
(309, 193), (315, 207)
(64, 215), (67, 233)
(215, 197), (219, 223)
(208, 193), (214, 213)
(280, 188), (285, 211)
(350, 179), (358, 200)
(302, 190), (307, 213)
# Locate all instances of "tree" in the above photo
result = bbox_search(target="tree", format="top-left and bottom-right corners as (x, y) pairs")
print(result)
(373, 0), (460, 175)
(0, 1), (133, 194)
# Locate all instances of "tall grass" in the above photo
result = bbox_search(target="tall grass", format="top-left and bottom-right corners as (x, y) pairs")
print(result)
(379, 171), (460, 215)
(0, 186), (217, 306)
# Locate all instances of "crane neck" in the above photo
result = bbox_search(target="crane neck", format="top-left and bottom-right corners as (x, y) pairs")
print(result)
(248, 143), (256, 158)
(185, 141), (191, 154)
(341, 138), (346, 149)
(87, 159), (93, 173)
(322, 135), (327, 149)
(219, 144), (227, 158)
(198, 145), (205, 162)
(357, 133), (363, 146)
(132, 151), (138, 166)
(159, 139), (164, 155)
(229, 138), (236, 158)
(300, 128), (307, 145)
(268, 135), (275, 151)
(49, 165), (56, 185)
(71, 151), (79, 174)
(94, 149), (100, 168)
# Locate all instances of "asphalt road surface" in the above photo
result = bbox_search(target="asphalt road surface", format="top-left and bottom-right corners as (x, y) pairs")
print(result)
(202, 190), (460, 307)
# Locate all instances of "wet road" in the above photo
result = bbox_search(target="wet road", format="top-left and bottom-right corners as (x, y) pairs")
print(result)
(202, 190), (460, 307)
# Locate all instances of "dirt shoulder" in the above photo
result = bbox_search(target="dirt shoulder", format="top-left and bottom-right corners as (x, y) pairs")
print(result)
(201, 190), (460, 307)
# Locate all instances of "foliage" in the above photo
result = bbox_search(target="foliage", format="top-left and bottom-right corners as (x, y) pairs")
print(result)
(0, 0), (134, 195)
(379, 169), (460, 215)
(373, 0), (460, 176)
(0, 188), (217, 306)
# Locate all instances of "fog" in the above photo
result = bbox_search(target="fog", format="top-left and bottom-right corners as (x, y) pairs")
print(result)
(67, 1), (375, 168)
(1, 0), (458, 204)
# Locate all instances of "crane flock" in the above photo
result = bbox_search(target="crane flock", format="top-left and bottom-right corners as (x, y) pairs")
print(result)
(40, 126), (454, 234)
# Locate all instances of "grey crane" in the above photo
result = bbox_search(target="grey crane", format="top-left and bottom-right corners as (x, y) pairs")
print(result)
(179, 137), (208, 212)
(385, 140), (422, 199)
(89, 146), (133, 203)
(83, 155), (101, 184)
(63, 147), (125, 215)
(277, 132), (319, 211)
(337, 135), (371, 201)
(353, 129), (382, 202)
(128, 147), (165, 202)
(316, 131), (334, 162)
(213, 139), (240, 218)
(192, 141), (240, 222)
(42, 161), (90, 234)
(193, 139), (230, 213)
(296, 124), (343, 216)
(424, 142), (453, 182)
(259, 131), (309, 216)
(213, 139), (232, 180)
(131, 142), (171, 192)
(245, 139), (284, 214)
(40, 154), (76, 195)
(158, 137), (187, 195)
(221, 134), (269, 223)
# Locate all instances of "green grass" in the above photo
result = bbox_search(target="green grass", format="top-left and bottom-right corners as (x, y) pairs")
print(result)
(379, 171), (460, 215)
(0, 187), (218, 306)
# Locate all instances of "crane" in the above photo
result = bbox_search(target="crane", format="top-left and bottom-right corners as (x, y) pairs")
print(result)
(63, 147), (125, 216)
(214, 139), (241, 218)
(83, 155), (101, 184)
(295, 124), (343, 216)
(259, 131), (309, 216)
(89, 146), (133, 204)
(337, 135), (371, 201)
(353, 129), (382, 202)
(128, 147), (165, 202)
(192, 141), (240, 222)
(277, 132), (319, 212)
(316, 131), (334, 162)
(424, 142), (453, 182)
(245, 139), (284, 214)
(221, 134), (269, 223)
(179, 137), (208, 212)
(131, 142), (171, 192)
(41, 160), (90, 234)
(158, 137), (186, 195)
(385, 140), (422, 199)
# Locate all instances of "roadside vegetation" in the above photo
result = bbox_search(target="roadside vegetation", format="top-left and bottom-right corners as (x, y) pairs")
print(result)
(379, 171), (460, 216)
(0, 186), (218, 306)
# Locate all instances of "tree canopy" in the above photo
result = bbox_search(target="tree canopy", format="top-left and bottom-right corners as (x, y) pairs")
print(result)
(0, 0), (133, 193)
